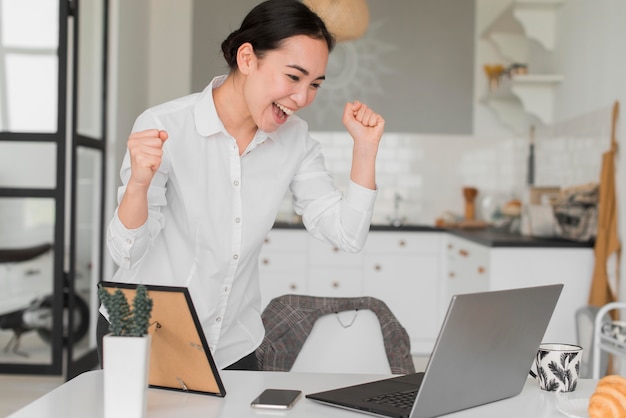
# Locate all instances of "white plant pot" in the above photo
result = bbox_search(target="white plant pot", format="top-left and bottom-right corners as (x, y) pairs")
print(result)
(103, 333), (152, 418)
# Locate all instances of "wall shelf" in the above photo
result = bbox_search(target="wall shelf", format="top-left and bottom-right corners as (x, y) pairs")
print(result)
(483, 74), (563, 131)
(480, 95), (527, 135)
(510, 74), (564, 124)
(488, 32), (528, 63)
(479, 0), (564, 133)
(512, 0), (564, 51)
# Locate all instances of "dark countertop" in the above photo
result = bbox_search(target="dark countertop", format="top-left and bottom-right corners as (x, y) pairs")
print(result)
(445, 227), (593, 248)
(272, 222), (594, 249)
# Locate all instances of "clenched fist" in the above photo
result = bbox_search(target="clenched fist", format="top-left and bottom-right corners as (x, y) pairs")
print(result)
(127, 129), (168, 188)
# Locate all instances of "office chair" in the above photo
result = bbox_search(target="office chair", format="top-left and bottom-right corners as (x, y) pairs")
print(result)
(257, 294), (415, 375)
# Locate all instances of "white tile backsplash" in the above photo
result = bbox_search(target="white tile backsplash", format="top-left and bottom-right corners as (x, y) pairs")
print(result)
(276, 107), (613, 227)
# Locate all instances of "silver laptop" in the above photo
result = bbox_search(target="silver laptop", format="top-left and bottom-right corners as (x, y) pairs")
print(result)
(306, 284), (563, 418)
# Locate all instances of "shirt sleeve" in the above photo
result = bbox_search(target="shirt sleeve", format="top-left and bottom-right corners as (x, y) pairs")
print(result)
(106, 111), (169, 270)
(290, 135), (378, 253)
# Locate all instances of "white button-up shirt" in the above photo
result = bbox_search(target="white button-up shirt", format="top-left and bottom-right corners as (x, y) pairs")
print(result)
(106, 76), (377, 369)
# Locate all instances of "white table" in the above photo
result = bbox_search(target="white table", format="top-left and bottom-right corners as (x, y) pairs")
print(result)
(9, 369), (598, 418)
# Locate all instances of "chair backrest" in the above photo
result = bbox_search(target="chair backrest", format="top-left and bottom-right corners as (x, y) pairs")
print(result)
(289, 309), (392, 374)
(256, 295), (415, 375)
(576, 305), (608, 378)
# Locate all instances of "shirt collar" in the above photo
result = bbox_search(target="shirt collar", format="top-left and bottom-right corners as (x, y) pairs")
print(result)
(194, 75), (283, 146)
(194, 75), (228, 138)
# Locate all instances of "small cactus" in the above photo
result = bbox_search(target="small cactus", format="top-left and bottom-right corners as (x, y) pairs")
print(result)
(98, 284), (153, 337)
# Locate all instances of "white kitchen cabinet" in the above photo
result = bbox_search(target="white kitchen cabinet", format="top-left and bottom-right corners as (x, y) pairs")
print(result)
(258, 229), (308, 308)
(443, 233), (594, 345)
(308, 236), (363, 297)
(445, 234), (490, 304)
(363, 232), (443, 354)
(260, 228), (593, 356)
(258, 228), (445, 355)
(490, 246), (594, 344)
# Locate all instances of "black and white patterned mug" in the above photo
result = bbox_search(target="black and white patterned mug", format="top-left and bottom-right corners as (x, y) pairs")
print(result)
(529, 343), (582, 392)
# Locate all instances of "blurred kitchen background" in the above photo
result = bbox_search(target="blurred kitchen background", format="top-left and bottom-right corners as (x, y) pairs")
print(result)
(0, 0), (624, 391)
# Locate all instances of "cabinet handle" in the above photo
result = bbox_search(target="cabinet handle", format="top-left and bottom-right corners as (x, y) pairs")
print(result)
(374, 264), (382, 271)
(459, 249), (469, 257)
(262, 258), (270, 265)
(398, 240), (406, 247)
(289, 284), (297, 290)
(448, 243), (453, 250)
(332, 281), (340, 288)
(449, 272), (455, 278)
(264, 237), (270, 244)
(332, 246), (339, 253)
(477, 266), (485, 274)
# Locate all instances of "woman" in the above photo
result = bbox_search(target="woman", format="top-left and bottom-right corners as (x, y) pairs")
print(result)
(99, 0), (385, 370)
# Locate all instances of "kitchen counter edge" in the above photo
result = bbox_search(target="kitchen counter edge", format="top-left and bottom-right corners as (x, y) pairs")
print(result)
(272, 222), (593, 249)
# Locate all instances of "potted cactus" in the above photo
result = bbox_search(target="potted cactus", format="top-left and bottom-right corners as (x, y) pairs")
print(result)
(98, 284), (153, 337)
(98, 284), (153, 418)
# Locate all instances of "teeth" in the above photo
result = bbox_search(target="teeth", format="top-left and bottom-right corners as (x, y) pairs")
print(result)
(275, 103), (293, 116)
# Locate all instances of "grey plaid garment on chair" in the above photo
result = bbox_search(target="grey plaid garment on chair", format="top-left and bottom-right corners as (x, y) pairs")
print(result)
(256, 294), (416, 375)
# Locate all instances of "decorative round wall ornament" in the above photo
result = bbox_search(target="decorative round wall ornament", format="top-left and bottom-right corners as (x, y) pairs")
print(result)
(309, 20), (395, 125)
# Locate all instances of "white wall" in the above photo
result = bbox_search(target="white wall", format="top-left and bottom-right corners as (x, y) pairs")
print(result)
(549, 1), (626, 302)
(147, 0), (193, 106)
(105, 0), (193, 280)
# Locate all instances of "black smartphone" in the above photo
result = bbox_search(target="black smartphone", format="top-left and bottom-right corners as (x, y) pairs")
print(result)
(250, 388), (303, 410)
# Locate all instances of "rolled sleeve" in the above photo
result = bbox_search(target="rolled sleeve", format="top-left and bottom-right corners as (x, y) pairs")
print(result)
(106, 210), (152, 270)
(292, 137), (378, 254)
(338, 180), (378, 246)
(345, 180), (378, 212)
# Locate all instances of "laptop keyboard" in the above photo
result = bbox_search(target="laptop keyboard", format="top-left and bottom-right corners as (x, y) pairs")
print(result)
(365, 389), (418, 410)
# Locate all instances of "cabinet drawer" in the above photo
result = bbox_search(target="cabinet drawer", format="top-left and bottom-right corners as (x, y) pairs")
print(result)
(259, 273), (307, 308)
(262, 229), (308, 252)
(446, 235), (490, 278)
(365, 232), (441, 255)
(309, 237), (363, 267)
(259, 253), (307, 272)
(308, 267), (362, 297)
(445, 235), (490, 297)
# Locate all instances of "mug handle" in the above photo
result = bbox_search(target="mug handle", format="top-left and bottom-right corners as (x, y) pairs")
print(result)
(529, 360), (538, 380)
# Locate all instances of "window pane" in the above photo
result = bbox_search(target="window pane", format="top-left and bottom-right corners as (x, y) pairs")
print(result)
(73, 147), (102, 359)
(4, 54), (58, 132)
(77, 0), (104, 139)
(0, 197), (55, 365)
(0, 141), (56, 188)
(0, 0), (59, 133)
(0, 0), (59, 49)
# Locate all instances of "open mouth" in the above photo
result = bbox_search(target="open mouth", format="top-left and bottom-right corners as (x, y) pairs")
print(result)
(273, 102), (294, 120)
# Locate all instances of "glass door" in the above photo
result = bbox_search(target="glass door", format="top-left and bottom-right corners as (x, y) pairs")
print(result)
(0, 0), (68, 374)
(0, 0), (107, 378)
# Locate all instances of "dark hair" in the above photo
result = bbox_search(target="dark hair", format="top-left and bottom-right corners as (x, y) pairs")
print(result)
(221, 0), (335, 70)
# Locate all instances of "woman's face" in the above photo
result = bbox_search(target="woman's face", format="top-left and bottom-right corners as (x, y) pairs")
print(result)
(243, 35), (329, 133)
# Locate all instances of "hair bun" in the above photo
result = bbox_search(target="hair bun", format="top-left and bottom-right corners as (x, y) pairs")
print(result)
(588, 375), (626, 418)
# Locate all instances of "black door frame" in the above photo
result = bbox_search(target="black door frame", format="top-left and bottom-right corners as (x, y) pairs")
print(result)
(0, 0), (107, 378)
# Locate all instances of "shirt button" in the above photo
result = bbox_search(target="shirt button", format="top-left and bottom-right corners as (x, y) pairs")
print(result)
(124, 257), (130, 262)
(233, 254), (239, 260)
(235, 217), (241, 223)
(224, 286), (229, 293)
(216, 317), (222, 322)
(125, 239), (132, 245)
(233, 180), (240, 186)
